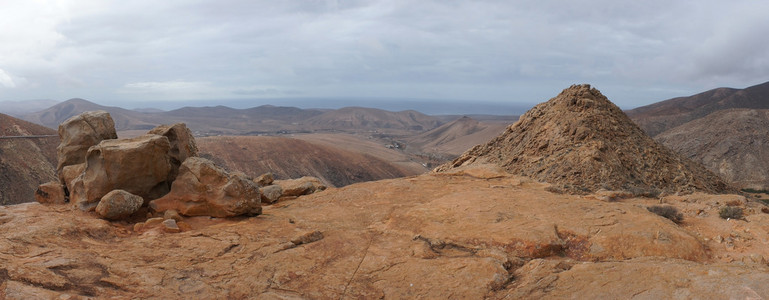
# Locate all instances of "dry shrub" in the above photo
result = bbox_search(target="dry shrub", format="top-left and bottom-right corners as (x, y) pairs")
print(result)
(719, 206), (743, 220)
(646, 205), (683, 224)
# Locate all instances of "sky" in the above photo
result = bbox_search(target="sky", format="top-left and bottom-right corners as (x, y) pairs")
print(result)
(1, 0), (768, 112)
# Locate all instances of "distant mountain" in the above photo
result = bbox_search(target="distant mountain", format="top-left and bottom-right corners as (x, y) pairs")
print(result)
(0, 99), (59, 116)
(0, 113), (58, 205)
(656, 108), (769, 190)
(23, 98), (157, 131)
(197, 135), (421, 187)
(627, 81), (769, 136)
(405, 116), (510, 159)
(305, 107), (442, 132)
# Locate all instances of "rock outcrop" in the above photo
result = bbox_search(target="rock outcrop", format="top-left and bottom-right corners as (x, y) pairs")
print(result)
(436, 84), (734, 195)
(55, 110), (117, 182)
(274, 176), (327, 197)
(34, 181), (66, 205)
(73, 134), (173, 210)
(149, 157), (262, 217)
(95, 189), (144, 220)
(1, 167), (766, 298)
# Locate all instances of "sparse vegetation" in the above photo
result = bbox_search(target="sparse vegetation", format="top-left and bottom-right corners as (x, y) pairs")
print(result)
(647, 205), (683, 224)
(741, 188), (769, 194)
(719, 206), (743, 220)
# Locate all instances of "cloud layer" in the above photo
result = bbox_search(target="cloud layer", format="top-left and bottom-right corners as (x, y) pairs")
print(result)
(1, 0), (768, 109)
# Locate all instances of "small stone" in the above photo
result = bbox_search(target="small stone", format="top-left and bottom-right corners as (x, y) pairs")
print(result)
(163, 209), (183, 221)
(162, 219), (180, 233)
(255, 172), (274, 186)
(260, 185), (283, 204)
(144, 217), (165, 228)
(133, 223), (144, 232)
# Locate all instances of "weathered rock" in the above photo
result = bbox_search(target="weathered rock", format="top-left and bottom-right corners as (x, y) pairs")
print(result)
(34, 181), (66, 205)
(149, 157), (261, 217)
(436, 84), (734, 195)
(56, 111), (117, 183)
(73, 134), (172, 210)
(255, 172), (274, 186)
(259, 185), (283, 204)
(95, 189), (144, 220)
(274, 176), (327, 197)
(147, 123), (198, 182)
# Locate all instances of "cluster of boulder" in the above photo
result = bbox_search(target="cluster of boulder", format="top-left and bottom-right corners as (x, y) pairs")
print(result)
(34, 111), (326, 224)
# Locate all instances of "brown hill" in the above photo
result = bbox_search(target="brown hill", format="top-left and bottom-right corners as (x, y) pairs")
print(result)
(627, 81), (769, 136)
(3, 166), (768, 298)
(305, 107), (441, 132)
(0, 113), (58, 205)
(405, 116), (510, 159)
(437, 84), (733, 195)
(196, 135), (422, 187)
(655, 108), (769, 190)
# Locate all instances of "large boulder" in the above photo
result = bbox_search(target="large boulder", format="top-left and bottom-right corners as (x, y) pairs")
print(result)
(95, 189), (144, 220)
(147, 123), (198, 181)
(72, 134), (173, 210)
(56, 111), (117, 183)
(149, 157), (261, 217)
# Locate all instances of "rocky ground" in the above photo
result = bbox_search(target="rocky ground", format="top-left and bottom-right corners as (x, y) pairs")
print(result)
(2, 164), (769, 299)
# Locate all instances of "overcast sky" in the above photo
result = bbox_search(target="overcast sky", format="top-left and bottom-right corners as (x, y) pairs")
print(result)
(1, 0), (768, 111)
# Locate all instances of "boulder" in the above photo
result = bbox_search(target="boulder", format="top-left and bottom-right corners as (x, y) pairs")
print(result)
(259, 185), (283, 204)
(274, 176), (327, 197)
(147, 123), (198, 181)
(95, 189), (144, 220)
(73, 134), (172, 210)
(149, 157), (261, 217)
(56, 111), (117, 183)
(34, 181), (67, 205)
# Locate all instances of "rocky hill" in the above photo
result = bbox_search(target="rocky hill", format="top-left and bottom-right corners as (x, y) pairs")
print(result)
(627, 80), (769, 136)
(437, 84), (733, 195)
(196, 136), (422, 187)
(656, 108), (769, 190)
(304, 107), (441, 132)
(0, 113), (58, 205)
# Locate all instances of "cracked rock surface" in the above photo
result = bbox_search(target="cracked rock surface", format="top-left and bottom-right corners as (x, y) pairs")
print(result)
(2, 165), (768, 298)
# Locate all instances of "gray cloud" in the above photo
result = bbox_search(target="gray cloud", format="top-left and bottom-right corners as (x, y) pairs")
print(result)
(0, 0), (768, 109)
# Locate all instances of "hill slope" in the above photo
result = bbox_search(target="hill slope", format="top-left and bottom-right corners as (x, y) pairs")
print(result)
(0, 113), (58, 205)
(305, 107), (442, 132)
(437, 84), (732, 194)
(405, 116), (510, 159)
(627, 81), (769, 136)
(196, 136), (421, 187)
(656, 108), (769, 190)
(23, 98), (157, 131)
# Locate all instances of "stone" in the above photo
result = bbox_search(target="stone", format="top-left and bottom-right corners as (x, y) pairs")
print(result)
(56, 110), (117, 183)
(95, 190), (144, 220)
(163, 209), (183, 221)
(274, 176), (327, 197)
(34, 181), (67, 205)
(147, 123), (198, 182)
(259, 185), (283, 204)
(149, 157), (262, 217)
(162, 219), (181, 233)
(290, 230), (324, 245)
(73, 134), (172, 210)
(255, 172), (274, 186)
